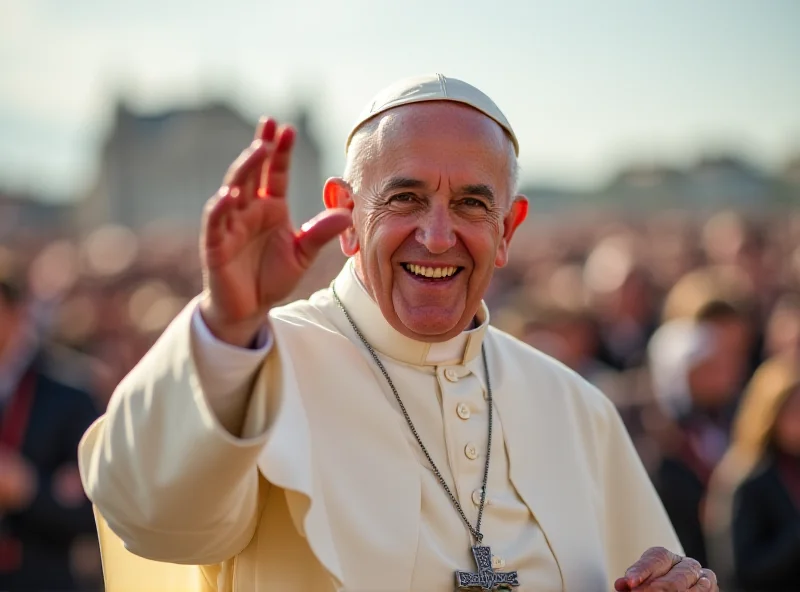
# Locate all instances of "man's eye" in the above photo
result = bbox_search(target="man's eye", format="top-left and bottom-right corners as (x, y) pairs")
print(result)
(389, 193), (415, 203)
(462, 198), (487, 208)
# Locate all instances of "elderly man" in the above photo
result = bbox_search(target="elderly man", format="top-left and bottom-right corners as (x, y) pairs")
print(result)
(79, 74), (718, 591)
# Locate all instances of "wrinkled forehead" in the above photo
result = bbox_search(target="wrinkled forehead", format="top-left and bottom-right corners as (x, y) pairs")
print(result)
(348, 104), (516, 200)
(355, 103), (513, 171)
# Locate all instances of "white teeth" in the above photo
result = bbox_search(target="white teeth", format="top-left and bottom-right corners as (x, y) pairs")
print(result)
(405, 264), (458, 278)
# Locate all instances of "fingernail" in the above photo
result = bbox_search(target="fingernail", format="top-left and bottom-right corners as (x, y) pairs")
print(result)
(624, 570), (640, 586)
(698, 576), (712, 590)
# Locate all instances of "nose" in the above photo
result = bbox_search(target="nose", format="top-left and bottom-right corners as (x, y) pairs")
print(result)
(415, 204), (456, 254)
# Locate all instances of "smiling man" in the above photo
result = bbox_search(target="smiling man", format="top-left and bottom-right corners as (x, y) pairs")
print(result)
(78, 74), (717, 591)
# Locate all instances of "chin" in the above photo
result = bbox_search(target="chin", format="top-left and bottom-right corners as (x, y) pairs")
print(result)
(395, 312), (466, 341)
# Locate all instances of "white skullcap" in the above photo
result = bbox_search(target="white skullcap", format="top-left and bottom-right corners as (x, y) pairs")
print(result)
(346, 73), (519, 156)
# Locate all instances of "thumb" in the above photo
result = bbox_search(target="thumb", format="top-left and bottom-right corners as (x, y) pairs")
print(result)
(295, 208), (353, 267)
(613, 577), (632, 591)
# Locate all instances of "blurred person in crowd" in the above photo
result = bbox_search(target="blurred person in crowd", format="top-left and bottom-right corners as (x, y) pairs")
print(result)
(644, 213), (703, 296)
(583, 234), (659, 371)
(79, 75), (717, 591)
(704, 355), (800, 591)
(702, 211), (778, 317)
(0, 263), (101, 590)
(519, 263), (621, 397)
(662, 265), (760, 376)
(647, 301), (749, 568)
(764, 293), (800, 359)
(523, 305), (611, 386)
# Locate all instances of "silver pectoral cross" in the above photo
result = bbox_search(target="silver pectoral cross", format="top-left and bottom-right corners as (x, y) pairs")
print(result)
(455, 545), (520, 591)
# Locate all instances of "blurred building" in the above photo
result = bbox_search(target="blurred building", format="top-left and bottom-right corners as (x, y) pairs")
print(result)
(78, 101), (324, 232)
(783, 154), (800, 186)
(778, 153), (800, 204)
(0, 191), (73, 240)
(522, 154), (796, 214)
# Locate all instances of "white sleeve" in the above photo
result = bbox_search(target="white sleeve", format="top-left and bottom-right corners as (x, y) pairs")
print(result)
(79, 300), (272, 564)
(190, 304), (273, 434)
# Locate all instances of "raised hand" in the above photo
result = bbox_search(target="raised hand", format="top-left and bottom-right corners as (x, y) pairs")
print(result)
(614, 547), (718, 592)
(199, 117), (352, 347)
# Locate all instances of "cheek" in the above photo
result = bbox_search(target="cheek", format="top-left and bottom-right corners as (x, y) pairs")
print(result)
(458, 218), (504, 264)
(362, 211), (413, 258)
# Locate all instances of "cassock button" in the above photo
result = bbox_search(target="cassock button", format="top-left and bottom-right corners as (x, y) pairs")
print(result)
(456, 403), (471, 420)
(472, 489), (489, 506)
(444, 368), (459, 382)
(464, 443), (478, 460)
(492, 555), (506, 569)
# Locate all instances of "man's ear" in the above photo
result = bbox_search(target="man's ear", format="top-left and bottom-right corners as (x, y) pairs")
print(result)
(495, 195), (529, 268)
(323, 177), (359, 256)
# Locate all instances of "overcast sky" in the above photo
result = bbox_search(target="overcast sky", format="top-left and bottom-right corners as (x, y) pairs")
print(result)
(1, 0), (799, 201)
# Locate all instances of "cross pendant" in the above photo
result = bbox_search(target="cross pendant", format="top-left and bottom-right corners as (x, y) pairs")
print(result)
(455, 545), (520, 591)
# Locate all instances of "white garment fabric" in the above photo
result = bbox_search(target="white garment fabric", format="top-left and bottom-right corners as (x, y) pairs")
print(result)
(190, 260), (562, 590)
(190, 309), (272, 432)
(80, 258), (681, 591)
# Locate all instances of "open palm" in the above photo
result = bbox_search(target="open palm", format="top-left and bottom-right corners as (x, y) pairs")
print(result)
(199, 118), (351, 346)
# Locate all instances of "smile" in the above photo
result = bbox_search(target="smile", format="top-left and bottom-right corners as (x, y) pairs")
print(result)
(403, 263), (462, 279)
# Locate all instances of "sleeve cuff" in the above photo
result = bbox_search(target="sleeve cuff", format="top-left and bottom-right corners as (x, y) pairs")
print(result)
(190, 305), (273, 432)
(192, 307), (273, 356)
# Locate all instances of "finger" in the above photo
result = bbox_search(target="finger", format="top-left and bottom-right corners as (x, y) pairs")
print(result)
(631, 558), (704, 592)
(253, 116), (277, 143)
(203, 188), (238, 249)
(295, 208), (352, 268)
(687, 575), (714, 591)
(253, 117), (278, 196)
(234, 141), (277, 207)
(259, 125), (295, 199)
(222, 141), (267, 191)
(695, 569), (717, 591)
(622, 547), (682, 589)
(614, 577), (632, 591)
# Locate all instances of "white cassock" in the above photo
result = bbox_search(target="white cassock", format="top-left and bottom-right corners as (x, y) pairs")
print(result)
(78, 259), (681, 591)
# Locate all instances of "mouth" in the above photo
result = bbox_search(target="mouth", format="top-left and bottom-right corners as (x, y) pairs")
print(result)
(401, 263), (464, 281)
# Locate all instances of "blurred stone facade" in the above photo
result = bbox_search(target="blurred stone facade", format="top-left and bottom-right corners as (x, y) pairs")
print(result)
(78, 101), (324, 232)
(521, 154), (800, 214)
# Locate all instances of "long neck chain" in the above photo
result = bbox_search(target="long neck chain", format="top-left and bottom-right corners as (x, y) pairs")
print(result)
(331, 284), (493, 545)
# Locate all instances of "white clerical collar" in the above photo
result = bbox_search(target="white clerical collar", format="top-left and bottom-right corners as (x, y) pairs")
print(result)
(332, 258), (489, 367)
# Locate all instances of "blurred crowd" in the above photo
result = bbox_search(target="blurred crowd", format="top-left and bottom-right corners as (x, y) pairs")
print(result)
(1, 207), (800, 590)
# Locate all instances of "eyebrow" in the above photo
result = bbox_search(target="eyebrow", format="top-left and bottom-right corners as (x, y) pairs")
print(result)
(379, 177), (496, 203)
(379, 176), (427, 195)
(459, 184), (495, 204)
